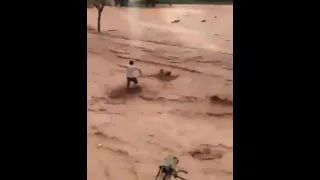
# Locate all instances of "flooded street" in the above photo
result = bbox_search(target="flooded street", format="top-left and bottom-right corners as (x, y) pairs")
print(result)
(87, 4), (233, 180)
(87, 4), (233, 53)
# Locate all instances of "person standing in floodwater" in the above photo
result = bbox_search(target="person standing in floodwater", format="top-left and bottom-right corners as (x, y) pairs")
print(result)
(117, 61), (142, 89)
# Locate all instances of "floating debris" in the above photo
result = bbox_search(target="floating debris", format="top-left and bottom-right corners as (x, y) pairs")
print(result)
(171, 20), (180, 23)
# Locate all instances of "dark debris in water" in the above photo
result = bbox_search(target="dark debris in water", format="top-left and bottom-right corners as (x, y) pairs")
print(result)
(108, 85), (142, 99)
(209, 95), (233, 106)
(189, 147), (223, 160)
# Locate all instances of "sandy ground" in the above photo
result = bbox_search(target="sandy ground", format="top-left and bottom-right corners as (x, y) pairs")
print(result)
(87, 4), (233, 180)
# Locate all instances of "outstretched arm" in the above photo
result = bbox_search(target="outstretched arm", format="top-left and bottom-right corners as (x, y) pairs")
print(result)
(155, 168), (161, 180)
(175, 176), (187, 180)
(117, 64), (127, 68)
(176, 170), (188, 174)
(136, 67), (142, 74)
(173, 170), (188, 180)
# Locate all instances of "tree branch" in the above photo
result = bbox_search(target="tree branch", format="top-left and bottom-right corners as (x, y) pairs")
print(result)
(94, 2), (105, 12)
(101, 3), (105, 11)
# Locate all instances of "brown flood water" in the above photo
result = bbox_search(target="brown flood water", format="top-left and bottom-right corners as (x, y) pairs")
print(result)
(87, 4), (233, 180)
(87, 4), (233, 53)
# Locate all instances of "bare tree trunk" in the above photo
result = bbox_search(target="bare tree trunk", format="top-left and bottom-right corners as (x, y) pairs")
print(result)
(97, 10), (102, 33)
(94, 3), (105, 33)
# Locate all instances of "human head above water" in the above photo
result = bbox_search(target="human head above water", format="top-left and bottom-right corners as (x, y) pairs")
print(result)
(129, 60), (134, 65)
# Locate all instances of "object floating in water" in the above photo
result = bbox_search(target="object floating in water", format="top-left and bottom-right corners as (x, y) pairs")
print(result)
(171, 20), (180, 23)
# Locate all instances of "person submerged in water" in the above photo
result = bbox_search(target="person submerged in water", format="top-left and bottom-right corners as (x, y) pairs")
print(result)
(155, 156), (187, 180)
(117, 60), (142, 89)
(156, 164), (177, 180)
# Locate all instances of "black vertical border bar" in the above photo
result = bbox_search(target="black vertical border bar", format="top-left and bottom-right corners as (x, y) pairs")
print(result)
(233, 1), (302, 179)
(2, 0), (88, 179)
(234, 0), (263, 180)
(45, 1), (88, 180)
(70, 1), (88, 180)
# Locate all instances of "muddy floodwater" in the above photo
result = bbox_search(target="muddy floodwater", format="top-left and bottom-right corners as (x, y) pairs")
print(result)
(87, 4), (233, 180)
(87, 4), (233, 53)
